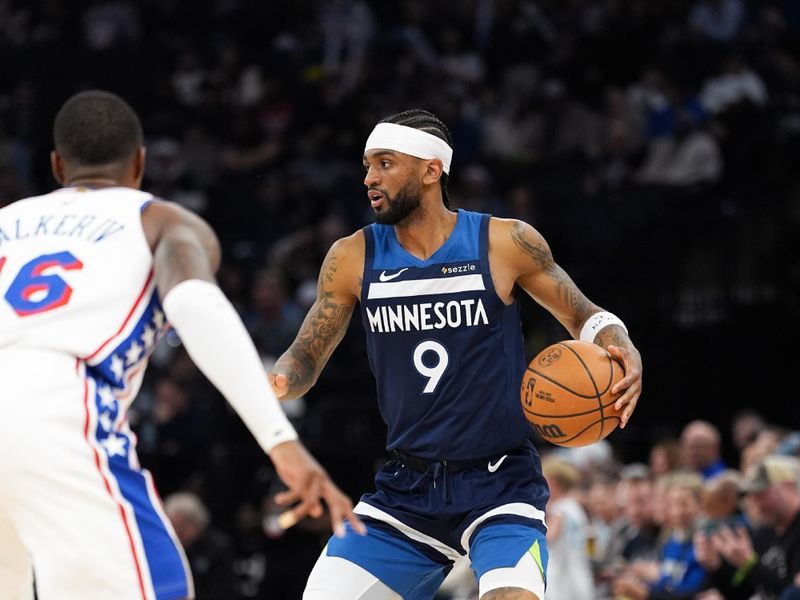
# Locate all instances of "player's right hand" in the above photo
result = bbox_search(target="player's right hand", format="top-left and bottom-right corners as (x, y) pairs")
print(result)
(268, 440), (367, 537)
(268, 371), (289, 399)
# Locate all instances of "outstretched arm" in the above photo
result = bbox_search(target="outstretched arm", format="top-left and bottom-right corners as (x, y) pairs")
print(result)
(498, 219), (643, 427)
(142, 201), (364, 535)
(270, 234), (362, 400)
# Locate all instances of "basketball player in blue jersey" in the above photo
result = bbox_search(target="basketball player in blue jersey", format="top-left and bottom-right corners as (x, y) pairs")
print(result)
(269, 109), (643, 600)
(0, 91), (362, 600)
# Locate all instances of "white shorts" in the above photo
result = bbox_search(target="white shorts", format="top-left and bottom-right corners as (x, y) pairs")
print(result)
(0, 349), (192, 600)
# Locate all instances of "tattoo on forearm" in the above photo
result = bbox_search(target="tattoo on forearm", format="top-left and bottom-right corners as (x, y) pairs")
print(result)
(275, 251), (353, 394)
(482, 588), (529, 600)
(595, 324), (629, 349)
(510, 223), (591, 319)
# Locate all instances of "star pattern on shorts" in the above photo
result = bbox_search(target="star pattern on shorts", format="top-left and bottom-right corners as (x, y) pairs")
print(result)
(141, 324), (156, 349)
(110, 354), (125, 380)
(152, 307), (165, 330)
(101, 433), (126, 457)
(98, 385), (115, 407)
(125, 340), (143, 366)
(98, 412), (113, 432)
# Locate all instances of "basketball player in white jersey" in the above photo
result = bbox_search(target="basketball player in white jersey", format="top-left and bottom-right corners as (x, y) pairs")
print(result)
(0, 90), (364, 600)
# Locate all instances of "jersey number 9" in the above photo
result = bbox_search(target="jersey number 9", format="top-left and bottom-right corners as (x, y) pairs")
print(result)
(413, 340), (449, 394)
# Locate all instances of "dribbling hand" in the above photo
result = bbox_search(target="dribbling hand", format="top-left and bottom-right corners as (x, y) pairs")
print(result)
(606, 344), (643, 428)
(269, 440), (367, 537)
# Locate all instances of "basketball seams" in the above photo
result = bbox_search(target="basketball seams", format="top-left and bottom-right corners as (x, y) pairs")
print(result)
(525, 367), (601, 399)
(521, 340), (624, 447)
(557, 342), (605, 441)
(548, 417), (621, 444)
(522, 397), (617, 419)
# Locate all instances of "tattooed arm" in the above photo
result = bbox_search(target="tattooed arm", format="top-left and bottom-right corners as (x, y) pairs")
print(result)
(269, 232), (363, 400)
(492, 218), (642, 426)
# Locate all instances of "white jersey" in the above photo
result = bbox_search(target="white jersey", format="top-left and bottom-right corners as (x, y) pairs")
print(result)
(0, 186), (164, 404)
(0, 186), (192, 600)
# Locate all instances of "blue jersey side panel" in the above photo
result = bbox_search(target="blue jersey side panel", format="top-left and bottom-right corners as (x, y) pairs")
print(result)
(360, 210), (531, 460)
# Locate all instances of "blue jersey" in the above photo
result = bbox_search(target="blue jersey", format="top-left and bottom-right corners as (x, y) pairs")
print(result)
(360, 209), (532, 460)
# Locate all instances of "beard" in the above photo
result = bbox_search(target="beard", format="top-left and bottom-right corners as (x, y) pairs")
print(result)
(374, 180), (422, 225)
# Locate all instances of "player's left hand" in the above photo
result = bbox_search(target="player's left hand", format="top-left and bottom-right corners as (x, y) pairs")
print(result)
(606, 344), (642, 428)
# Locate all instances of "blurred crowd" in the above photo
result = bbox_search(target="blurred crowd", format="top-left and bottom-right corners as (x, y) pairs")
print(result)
(1, 0), (799, 598)
(456, 415), (800, 600)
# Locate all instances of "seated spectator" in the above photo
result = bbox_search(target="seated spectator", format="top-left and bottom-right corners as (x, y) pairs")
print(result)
(606, 465), (662, 565)
(700, 56), (769, 115)
(586, 473), (622, 564)
(700, 469), (748, 531)
(695, 455), (800, 599)
(597, 465), (662, 599)
(612, 471), (707, 599)
(741, 426), (789, 472)
(165, 492), (236, 600)
(650, 439), (683, 477)
(688, 0), (745, 43)
(680, 420), (728, 480)
(542, 457), (594, 600)
(636, 110), (723, 186)
(730, 410), (767, 456)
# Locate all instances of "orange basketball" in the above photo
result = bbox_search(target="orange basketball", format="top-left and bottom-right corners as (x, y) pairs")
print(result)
(521, 340), (625, 447)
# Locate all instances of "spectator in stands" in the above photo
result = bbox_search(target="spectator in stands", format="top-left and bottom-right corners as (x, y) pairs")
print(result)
(542, 457), (594, 600)
(612, 472), (707, 599)
(731, 410), (767, 456)
(695, 455), (800, 599)
(165, 492), (236, 600)
(681, 420), (727, 480)
(607, 464), (663, 566)
(650, 439), (683, 477)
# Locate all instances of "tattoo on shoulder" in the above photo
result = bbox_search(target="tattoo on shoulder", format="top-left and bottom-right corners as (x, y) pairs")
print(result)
(510, 222), (591, 317)
(319, 251), (338, 288)
(510, 222), (552, 271)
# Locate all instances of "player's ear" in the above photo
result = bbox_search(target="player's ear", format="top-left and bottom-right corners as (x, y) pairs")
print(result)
(133, 147), (146, 186)
(50, 151), (65, 185)
(422, 159), (443, 186)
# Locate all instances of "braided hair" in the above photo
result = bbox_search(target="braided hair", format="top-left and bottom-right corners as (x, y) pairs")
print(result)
(379, 109), (453, 209)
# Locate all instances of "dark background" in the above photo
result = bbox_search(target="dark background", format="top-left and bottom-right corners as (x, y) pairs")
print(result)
(1, 1), (798, 597)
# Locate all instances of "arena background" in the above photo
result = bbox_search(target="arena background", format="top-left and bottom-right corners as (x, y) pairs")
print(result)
(1, 1), (798, 597)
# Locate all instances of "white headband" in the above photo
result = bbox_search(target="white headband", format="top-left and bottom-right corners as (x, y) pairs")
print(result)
(364, 122), (453, 174)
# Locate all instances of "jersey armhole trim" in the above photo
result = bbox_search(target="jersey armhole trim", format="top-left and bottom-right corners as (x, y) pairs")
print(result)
(361, 225), (374, 305)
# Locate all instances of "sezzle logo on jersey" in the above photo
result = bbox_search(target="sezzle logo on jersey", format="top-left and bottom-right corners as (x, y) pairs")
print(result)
(441, 263), (477, 275)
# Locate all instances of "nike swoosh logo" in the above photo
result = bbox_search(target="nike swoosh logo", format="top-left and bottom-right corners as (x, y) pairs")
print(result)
(379, 268), (409, 282)
(487, 455), (508, 473)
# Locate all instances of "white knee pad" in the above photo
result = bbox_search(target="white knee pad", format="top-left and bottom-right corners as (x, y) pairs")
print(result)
(478, 551), (544, 600)
(304, 553), (401, 600)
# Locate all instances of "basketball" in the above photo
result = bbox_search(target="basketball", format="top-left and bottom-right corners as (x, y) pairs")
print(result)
(521, 340), (625, 447)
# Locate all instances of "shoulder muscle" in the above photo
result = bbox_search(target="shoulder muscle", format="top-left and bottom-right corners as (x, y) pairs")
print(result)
(141, 201), (221, 297)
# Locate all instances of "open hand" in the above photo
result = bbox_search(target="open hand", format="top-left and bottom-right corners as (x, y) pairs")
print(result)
(269, 440), (366, 537)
